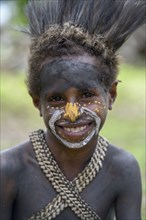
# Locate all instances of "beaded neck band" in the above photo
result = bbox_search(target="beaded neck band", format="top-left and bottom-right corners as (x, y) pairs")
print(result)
(28, 129), (109, 220)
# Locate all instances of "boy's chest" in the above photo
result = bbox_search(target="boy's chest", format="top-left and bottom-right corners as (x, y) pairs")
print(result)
(13, 165), (116, 220)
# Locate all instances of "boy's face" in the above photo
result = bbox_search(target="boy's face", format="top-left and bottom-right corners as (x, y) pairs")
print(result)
(33, 54), (117, 148)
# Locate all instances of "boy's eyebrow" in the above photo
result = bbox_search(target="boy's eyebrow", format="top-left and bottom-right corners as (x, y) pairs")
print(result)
(43, 86), (102, 100)
(44, 92), (59, 98)
(79, 88), (95, 92)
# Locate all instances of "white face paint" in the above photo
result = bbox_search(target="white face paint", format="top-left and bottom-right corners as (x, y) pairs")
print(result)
(48, 106), (101, 149)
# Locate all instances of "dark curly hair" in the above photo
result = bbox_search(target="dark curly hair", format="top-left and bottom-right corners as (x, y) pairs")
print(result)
(24, 0), (146, 96)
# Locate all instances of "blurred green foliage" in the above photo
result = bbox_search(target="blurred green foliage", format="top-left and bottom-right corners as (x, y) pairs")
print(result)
(11, 0), (28, 25)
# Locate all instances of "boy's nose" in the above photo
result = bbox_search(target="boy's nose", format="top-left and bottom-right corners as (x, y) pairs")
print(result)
(63, 102), (80, 122)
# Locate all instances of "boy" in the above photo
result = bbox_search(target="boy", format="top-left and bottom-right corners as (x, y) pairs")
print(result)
(1, 1), (145, 219)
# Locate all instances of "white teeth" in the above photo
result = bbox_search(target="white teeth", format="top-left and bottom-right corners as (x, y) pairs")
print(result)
(64, 125), (87, 133)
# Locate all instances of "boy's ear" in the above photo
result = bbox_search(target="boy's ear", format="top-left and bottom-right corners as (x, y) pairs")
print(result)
(32, 95), (40, 109)
(31, 95), (42, 117)
(108, 80), (119, 110)
(29, 92), (42, 113)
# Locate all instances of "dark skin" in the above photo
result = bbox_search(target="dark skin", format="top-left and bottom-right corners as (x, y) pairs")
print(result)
(0, 54), (142, 220)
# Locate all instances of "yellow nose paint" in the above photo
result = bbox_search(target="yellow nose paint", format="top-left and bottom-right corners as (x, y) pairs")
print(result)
(64, 102), (80, 122)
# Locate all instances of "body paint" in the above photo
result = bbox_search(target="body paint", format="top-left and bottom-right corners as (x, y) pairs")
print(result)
(40, 59), (106, 96)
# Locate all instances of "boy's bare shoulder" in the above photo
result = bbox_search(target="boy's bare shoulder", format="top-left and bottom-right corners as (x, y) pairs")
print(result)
(1, 141), (35, 177)
(108, 144), (139, 169)
(0, 141), (38, 218)
(106, 144), (141, 187)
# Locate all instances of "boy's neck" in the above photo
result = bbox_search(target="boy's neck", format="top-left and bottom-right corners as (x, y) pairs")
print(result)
(45, 130), (98, 180)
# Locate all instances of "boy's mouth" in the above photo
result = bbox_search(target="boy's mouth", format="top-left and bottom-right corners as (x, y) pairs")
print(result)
(64, 125), (87, 132)
(55, 121), (95, 142)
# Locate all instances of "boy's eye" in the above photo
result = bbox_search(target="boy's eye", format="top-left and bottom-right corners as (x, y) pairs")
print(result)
(49, 96), (64, 102)
(82, 92), (95, 98)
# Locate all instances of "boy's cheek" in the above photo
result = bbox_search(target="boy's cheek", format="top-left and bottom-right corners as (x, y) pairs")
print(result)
(89, 103), (108, 126)
(87, 103), (107, 115)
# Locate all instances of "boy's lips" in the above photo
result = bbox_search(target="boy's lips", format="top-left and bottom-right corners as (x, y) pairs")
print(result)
(55, 120), (95, 142)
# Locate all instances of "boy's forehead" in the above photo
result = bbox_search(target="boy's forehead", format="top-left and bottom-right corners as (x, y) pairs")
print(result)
(40, 58), (104, 94)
